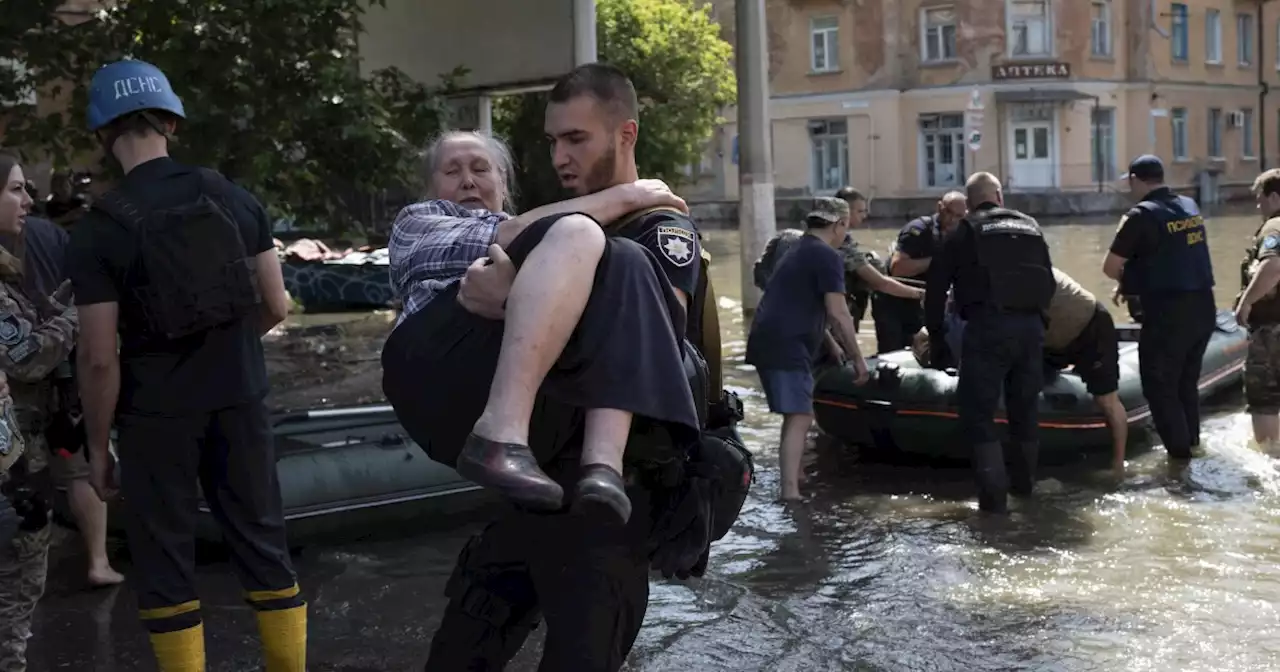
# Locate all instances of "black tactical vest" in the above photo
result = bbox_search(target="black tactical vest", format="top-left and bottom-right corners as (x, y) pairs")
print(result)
(968, 207), (1055, 312)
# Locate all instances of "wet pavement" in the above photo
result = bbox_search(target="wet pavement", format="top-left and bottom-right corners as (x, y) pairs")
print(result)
(26, 210), (1280, 671)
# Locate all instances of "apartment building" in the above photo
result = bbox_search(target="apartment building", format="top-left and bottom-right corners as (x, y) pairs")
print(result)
(696, 0), (1276, 203)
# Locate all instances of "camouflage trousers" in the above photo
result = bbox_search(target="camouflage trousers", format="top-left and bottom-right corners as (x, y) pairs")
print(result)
(0, 434), (51, 672)
(1246, 323), (1280, 415)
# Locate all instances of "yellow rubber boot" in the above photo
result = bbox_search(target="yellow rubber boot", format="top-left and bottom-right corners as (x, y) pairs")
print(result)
(148, 623), (206, 672)
(256, 604), (308, 671)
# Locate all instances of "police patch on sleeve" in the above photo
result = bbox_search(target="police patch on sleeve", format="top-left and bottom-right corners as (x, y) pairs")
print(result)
(657, 225), (696, 267)
(0, 313), (29, 347)
(1264, 234), (1280, 251)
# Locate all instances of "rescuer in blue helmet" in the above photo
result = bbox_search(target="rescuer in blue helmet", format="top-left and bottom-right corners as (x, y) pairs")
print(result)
(69, 60), (300, 671)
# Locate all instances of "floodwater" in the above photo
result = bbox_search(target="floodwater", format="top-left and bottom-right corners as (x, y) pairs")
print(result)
(28, 209), (1280, 671)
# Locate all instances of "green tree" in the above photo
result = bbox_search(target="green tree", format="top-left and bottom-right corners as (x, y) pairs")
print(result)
(496, 0), (735, 210)
(1, 0), (458, 234)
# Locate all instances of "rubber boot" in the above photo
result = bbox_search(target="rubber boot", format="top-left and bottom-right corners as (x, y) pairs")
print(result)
(1009, 441), (1038, 499)
(148, 623), (206, 672)
(256, 605), (307, 672)
(973, 441), (1009, 514)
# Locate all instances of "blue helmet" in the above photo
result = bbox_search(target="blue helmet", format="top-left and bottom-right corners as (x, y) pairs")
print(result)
(86, 60), (186, 132)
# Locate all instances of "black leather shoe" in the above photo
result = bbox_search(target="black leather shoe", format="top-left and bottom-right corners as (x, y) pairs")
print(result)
(456, 433), (564, 510)
(572, 464), (631, 524)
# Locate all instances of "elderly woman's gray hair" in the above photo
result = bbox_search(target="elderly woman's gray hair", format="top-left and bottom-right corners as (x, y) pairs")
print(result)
(421, 130), (518, 211)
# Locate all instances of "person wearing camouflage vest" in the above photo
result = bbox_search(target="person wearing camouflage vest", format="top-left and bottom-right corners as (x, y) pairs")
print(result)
(1236, 168), (1280, 449)
(0, 152), (80, 672)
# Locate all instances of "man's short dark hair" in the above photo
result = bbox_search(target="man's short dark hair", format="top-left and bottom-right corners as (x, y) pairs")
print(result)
(835, 186), (864, 203)
(1253, 169), (1280, 198)
(548, 63), (639, 124)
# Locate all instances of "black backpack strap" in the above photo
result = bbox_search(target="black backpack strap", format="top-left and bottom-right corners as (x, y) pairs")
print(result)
(91, 190), (147, 232)
(194, 167), (228, 197)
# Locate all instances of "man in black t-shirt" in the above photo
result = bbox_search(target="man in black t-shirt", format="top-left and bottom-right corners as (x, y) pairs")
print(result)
(67, 60), (302, 670)
(876, 190), (966, 352)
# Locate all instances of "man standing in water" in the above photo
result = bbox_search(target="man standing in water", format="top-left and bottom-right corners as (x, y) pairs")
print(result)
(1235, 168), (1280, 449)
(1042, 269), (1128, 472)
(926, 172), (1055, 514)
(747, 197), (873, 502)
(1103, 155), (1215, 463)
(420, 63), (736, 671)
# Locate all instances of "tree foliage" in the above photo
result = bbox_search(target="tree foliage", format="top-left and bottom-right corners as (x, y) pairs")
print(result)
(495, 0), (736, 210)
(0, 0), (458, 233)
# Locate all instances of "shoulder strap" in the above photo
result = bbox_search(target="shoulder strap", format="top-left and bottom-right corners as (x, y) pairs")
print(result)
(91, 190), (147, 232)
(605, 205), (685, 232)
(696, 241), (722, 394)
(1132, 201), (1157, 216)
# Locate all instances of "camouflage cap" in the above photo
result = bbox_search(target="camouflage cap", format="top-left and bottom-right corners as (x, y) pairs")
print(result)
(806, 197), (850, 224)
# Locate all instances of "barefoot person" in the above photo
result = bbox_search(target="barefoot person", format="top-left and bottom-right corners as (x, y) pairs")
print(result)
(0, 151), (80, 672)
(0, 213), (123, 588)
(747, 197), (884, 501)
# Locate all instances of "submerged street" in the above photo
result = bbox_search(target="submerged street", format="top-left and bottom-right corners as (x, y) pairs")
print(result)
(26, 211), (1280, 671)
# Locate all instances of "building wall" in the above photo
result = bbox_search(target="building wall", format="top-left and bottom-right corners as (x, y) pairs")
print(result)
(699, 0), (1278, 203)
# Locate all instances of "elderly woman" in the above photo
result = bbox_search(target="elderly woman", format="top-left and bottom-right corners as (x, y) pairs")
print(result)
(382, 130), (699, 524)
(0, 151), (80, 672)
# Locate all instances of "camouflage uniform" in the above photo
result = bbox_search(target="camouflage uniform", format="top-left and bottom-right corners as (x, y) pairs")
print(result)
(753, 229), (881, 326)
(1243, 217), (1280, 415)
(0, 245), (78, 672)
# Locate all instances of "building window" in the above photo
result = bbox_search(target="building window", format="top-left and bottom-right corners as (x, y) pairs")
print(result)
(810, 17), (839, 72)
(1243, 108), (1256, 158)
(1091, 108), (1116, 182)
(1172, 4), (1189, 61)
(809, 119), (849, 192)
(919, 114), (966, 188)
(921, 7), (957, 62)
(1171, 108), (1188, 160)
(1208, 107), (1223, 157)
(1206, 10), (1222, 63)
(1009, 0), (1051, 57)
(1239, 13), (1254, 65)
(1091, 2), (1112, 57)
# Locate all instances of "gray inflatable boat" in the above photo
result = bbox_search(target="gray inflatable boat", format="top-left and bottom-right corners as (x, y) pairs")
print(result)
(98, 405), (492, 543)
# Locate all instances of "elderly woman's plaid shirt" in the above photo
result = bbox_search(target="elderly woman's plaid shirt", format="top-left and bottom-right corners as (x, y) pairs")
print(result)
(387, 199), (510, 321)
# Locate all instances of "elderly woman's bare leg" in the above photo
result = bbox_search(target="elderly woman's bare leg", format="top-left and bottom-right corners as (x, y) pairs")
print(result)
(458, 214), (633, 519)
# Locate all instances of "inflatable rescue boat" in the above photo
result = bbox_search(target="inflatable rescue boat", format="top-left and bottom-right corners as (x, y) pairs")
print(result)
(813, 310), (1247, 463)
(97, 406), (494, 543)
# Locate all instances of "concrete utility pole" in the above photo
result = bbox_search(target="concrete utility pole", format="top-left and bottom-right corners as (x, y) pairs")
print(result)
(735, 0), (777, 314)
(574, 0), (598, 65)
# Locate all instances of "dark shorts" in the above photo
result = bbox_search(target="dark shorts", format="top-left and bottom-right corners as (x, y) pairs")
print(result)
(382, 213), (701, 468)
(1045, 303), (1120, 396)
(49, 444), (91, 487)
(756, 367), (815, 415)
(1246, 322), (1280, 415)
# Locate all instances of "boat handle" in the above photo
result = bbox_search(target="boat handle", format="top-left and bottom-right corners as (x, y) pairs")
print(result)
(377, 433), (408, 448)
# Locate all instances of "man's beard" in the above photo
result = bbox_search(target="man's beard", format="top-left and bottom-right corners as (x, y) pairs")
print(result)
(582, 142), (618, 195)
